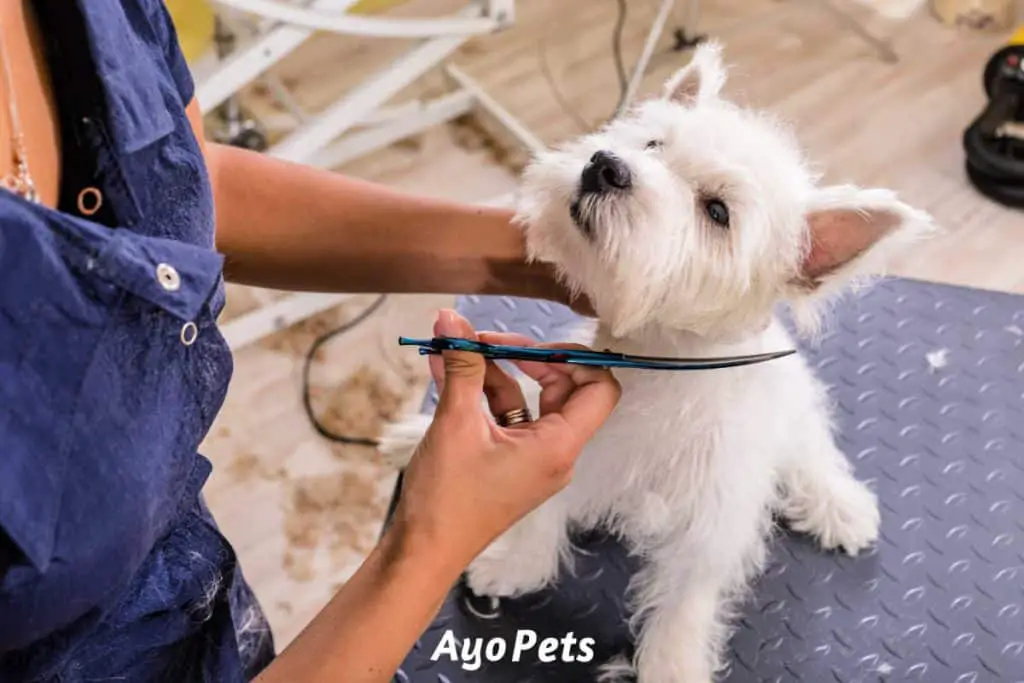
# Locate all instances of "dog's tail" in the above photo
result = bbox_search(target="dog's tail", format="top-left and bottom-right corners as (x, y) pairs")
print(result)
(378, 413), (433, 468)
(379, 342), (575, 467)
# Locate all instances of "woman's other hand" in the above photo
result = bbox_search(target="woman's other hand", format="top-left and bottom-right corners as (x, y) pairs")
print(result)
(256, 311), (617, 683)
(388, 310), (620, 571)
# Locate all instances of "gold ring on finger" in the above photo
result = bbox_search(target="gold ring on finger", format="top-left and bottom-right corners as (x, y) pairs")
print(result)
(496, 407), (532, 427)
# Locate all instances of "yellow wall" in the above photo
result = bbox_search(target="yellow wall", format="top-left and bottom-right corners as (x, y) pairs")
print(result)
(165, 0), (215, 63)
(165, 0), (412, 64)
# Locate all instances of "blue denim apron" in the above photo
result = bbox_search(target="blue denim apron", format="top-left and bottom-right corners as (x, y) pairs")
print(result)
(0, 1), (275, 680)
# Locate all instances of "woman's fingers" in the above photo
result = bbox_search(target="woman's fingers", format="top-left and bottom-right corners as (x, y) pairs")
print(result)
(476, 331), (618, 418)
(477, 330), (610, 380)
(551, 372), (621, 443)
(474, 333), (575, 415)
(474, 333), (562, 402)
(428, 315), (453, 393)
(427, 316), (528, 427)
(482, 360), (528, 423)
(477, 329), (606, 379)
(476, 332), (600, 382)
(433, 310), (488, 414)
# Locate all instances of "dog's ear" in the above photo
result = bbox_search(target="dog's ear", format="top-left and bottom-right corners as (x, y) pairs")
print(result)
(797, 185), (936, 290)
(664, 41), (726, 106)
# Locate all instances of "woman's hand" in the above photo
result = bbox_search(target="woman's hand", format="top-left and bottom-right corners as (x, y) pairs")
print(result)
(388, 309), (620, 572)
(257, 309), (617, 683)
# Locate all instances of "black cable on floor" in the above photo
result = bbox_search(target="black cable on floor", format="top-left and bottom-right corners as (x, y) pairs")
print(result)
(301, 294), (389, 447)
(538, 36), (590, 132)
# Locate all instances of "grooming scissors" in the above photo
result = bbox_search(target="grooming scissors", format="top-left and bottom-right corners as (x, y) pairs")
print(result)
(398, 336), (795, 371)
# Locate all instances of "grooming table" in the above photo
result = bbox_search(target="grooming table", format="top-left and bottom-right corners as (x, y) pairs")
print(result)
(390, 278), (1024, 682)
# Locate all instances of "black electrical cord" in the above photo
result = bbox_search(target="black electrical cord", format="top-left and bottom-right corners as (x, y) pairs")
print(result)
(301, 294), (389, 447)
(611, 0), (702, 120)
(536, 0), (704, 132)
(296, 293), (406, 540)
(537, 0), (630, 132)
(538, 36), (590, 132)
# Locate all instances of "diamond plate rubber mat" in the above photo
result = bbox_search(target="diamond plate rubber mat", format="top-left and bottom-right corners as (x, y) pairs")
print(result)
(391, 278), (1024, 683)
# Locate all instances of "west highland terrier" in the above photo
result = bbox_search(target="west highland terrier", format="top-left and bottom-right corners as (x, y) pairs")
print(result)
(381, 42), (937, 682)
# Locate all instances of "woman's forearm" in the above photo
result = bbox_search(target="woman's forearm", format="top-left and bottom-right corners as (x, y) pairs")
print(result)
(255, 527), (463, 683)
(207, 143), (567, 302)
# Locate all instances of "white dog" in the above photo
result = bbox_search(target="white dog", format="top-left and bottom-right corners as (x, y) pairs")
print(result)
(381, 43), (936, 682)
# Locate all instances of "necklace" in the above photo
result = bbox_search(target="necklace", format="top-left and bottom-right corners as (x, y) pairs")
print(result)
(0, 16), (39, 204)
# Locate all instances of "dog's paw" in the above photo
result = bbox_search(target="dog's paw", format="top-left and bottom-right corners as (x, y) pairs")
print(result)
(787, 476), (880, 556)
(596, 655), (636, 682)
(465, 547), (558, 598)
(633, 655), (713, 683)
(632, 630), (717, 683)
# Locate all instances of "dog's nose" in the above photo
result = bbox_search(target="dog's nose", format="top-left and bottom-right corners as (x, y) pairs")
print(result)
(581, 150), (632, 194)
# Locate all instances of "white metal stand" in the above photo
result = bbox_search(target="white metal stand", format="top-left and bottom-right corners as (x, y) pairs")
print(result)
(199, 0), (529, 351)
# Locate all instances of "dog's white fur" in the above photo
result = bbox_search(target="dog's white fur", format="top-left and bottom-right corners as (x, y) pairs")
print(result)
(380, 43), (936, 682)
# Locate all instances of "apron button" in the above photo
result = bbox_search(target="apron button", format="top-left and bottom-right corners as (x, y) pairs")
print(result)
(156, 263), (181, 292)
(180, 322), (198, 346)
(77, 187), (103, 216)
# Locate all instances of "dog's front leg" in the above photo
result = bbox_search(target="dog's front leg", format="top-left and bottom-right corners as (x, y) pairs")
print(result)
(630, 575), (725, 683)
(621, 497), (771, 683)
(777, 406), (880, 556)
(465, 494), (570, 598)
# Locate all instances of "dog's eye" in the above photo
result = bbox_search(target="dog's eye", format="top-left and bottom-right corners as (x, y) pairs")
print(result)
(645, 140), (662, 150)
(704, 199), (730, 227)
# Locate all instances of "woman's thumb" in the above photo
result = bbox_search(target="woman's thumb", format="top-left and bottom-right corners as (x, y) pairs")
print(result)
(434, 309), (486, 411)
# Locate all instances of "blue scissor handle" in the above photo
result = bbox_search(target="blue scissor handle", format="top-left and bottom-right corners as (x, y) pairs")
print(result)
(397, 336), (795, 371)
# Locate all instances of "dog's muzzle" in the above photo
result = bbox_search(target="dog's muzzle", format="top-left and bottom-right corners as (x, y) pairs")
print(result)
(572, 150), (631, 238)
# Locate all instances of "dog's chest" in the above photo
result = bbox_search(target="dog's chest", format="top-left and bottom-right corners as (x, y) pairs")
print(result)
(569, 370), (733, 508)
(564, 324), (804, 529)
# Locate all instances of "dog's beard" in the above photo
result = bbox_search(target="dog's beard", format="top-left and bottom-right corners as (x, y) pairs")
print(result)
(569, 192), (629, 244)
(568, 198), (587, 237)
(569, 193), (599, 239)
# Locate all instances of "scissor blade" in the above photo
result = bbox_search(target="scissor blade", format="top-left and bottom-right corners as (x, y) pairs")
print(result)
(415, 345), (796, 370)
(556, 349), (796, 370)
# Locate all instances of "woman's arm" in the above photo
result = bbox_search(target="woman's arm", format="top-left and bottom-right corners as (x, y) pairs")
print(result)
(188, 103), (577, 307)
(209, 143), (565, 300)
(255, 525), (461, 683)
(254, 311), (620, 682)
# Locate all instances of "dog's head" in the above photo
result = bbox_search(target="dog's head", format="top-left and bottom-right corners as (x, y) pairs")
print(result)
(516, 43), (936, 340)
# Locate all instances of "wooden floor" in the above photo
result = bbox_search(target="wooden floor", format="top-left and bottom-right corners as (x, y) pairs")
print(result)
(196, 0), (1023, 649)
